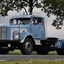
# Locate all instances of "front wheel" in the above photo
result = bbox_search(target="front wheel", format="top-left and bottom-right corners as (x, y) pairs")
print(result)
(0, 49), (9, 54)
(20, 38), (34, 55)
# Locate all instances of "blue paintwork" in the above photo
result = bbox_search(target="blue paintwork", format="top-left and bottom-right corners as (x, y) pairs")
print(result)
(0, 14), (64, 51)
(55, 40), (63, 48)
(0, 15), (45, 43)
(6, 27), (10, 40)
(0, 15), (63, 49)
(30, 16), (45, 40)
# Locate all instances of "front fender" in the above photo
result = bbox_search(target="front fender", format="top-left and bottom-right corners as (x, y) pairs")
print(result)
(20, 32), (34, 43)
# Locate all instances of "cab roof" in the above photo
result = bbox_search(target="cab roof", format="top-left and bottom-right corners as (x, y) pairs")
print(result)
(10, 15), (43, 19)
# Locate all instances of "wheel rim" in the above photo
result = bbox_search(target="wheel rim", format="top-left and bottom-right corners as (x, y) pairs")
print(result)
(25, 41), (32, 52)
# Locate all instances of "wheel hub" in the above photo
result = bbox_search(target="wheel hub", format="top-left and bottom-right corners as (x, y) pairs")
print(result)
(25, 41), (32, 51)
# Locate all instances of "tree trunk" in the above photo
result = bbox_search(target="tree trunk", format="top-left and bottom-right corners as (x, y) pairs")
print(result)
(29, 7), (33, 15)
(29, 0), (33, 15)
(23, 7), (28, 15)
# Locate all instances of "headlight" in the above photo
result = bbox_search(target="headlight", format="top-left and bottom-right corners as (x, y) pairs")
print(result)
(15, 33), (19, 39)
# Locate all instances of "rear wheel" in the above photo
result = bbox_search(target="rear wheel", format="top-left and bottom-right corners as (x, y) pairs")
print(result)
(57, 49), (64, 55)
(0, 49), (9, 54)
(20, 38), (34, 55)
(36, 45), (48, 55)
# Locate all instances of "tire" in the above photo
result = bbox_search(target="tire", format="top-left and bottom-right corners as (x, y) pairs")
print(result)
(36, 45), (48, 55)
(20, 38), (34, 55)
(57, 49), (64, 55)
(0, 49), (9, 54)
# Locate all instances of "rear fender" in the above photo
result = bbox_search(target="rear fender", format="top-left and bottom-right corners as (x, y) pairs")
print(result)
(55, 40), (63, 48)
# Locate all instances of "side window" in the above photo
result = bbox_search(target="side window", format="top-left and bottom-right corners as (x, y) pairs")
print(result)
(32, 18), (38, 24)
(32, 17), (42, 25)
(13, 20), (17, 25)
(37, 18), (43, 25)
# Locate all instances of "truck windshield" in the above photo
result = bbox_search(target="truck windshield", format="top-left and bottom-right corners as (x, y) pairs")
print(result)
(10, 18), (30, 25)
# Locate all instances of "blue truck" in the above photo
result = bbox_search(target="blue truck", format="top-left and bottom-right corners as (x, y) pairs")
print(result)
(0, 15), (64, 55)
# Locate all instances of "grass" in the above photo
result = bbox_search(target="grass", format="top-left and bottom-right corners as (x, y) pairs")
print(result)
(8, 50), (57, 55)
(9, 50), (21, 55)
(0, 59), (64, 64)
(9, 50), (37, 55)
(48, 51), (57, 55)
(0, 51), (60, 64)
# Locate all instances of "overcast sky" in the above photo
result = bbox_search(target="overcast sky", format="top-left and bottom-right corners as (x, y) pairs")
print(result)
(0, 7), (64, 40)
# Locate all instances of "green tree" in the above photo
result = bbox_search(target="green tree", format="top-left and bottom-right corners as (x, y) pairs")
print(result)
(42, 0), (64, 29)
(0, 0), (41, 16)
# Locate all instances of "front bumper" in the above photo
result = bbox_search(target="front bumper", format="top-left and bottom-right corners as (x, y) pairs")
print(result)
(0, 40), (22, 49)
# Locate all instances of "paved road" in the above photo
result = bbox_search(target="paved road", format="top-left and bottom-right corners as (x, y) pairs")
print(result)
(0, 55), (64, 60)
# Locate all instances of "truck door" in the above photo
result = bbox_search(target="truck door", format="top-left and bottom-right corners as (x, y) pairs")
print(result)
(31, 17), (45, 39)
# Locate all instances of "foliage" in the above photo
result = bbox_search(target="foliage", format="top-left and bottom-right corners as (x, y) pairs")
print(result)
(42, 0), (64, 29)
(0, 0), (24, 16)
(0, 0), (64, 29)
(0, 0), (42, 16)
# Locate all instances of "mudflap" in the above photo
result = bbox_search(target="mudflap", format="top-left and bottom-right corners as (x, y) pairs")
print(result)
(55, 40), (63, 49)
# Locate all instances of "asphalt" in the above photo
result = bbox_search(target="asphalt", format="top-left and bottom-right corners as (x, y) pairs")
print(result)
(0, 55), (64, 60)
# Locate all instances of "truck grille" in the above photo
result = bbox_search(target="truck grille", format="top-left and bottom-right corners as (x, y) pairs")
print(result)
(0, 28), (6, 40)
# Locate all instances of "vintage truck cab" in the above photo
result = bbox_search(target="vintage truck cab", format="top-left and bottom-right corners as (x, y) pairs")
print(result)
(0, 15), (64, 55)
(0, 15), (45, 54)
